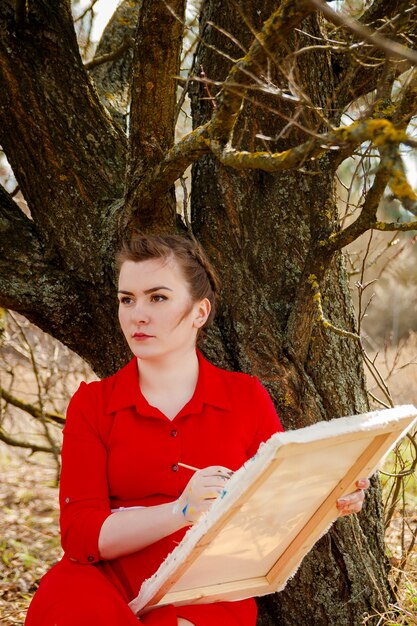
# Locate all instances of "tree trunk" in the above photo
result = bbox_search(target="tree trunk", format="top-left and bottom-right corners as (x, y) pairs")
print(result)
(190, 2), (392, 623)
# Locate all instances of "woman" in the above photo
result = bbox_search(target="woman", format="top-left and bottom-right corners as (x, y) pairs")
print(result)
(26, 234), (368, 626)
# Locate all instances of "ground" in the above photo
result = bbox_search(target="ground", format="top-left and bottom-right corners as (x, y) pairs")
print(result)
(0, 451), (61, 625)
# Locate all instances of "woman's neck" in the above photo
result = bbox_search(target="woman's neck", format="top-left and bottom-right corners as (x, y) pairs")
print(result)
(138, 346), (199, 397)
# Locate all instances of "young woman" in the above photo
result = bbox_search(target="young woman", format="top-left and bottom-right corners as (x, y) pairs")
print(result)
(25, 234), (368, 626)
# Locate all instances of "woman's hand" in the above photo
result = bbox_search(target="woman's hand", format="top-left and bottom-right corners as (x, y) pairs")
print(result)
(177, 465), (233, 524)
(336, 478), (370, 516)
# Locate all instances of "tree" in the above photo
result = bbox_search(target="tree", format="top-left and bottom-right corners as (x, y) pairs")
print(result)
(1, 0), (417, 623)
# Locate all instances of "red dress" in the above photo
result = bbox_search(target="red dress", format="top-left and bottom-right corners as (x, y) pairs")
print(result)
(25, 351), (282, 625)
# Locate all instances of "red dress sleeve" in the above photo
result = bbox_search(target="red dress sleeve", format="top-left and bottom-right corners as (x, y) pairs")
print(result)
(59, 382), (112, 564)
(246, 377), (283, 458)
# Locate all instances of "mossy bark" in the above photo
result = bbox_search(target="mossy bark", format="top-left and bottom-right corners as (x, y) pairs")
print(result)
(190, 2), (392, 624)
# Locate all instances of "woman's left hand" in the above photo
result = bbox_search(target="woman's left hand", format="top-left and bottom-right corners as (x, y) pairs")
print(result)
(336, 478), (370, 517)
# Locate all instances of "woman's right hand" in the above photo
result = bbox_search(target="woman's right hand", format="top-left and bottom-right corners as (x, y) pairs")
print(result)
(177, 465), (233, 524)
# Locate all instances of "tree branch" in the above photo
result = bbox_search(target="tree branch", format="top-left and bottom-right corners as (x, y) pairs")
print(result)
(330, 0), (417, 108)
(121, 125), (210, 222)
(308, 0), (417, 65)
(85, 36), (134, 70)
(324, 152), (393, 251)
(0, 387), (65, 426)
(0, 1), (126, 281)
(373, 218), (417, 231)
(0, 426), (54, 454)
(0, 183), (44, 264)
(123, 0), (186, 233)
(392, 67), (417, 128)
(88, 0), (140, 129)
(208, 0), (315, 143)
(360, 0), (416, 32)
(307, 274), (361, 341)
(0, 183), (120, 373)
(125, 111), (415, 212)
(388, 154), (417, 215)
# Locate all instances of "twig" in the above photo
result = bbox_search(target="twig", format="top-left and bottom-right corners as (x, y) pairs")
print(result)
(0, 426), (54, 454)
(308, 274), (361, 341)
(85, 37), (134, 70)
(0, 386), (65, 425)
(74, 0), (100, 24)
(8, 312), (61, 475)
(307, 0), (417, 65)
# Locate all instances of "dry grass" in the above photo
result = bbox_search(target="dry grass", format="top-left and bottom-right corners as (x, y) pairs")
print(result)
(0, 451), (62, 625)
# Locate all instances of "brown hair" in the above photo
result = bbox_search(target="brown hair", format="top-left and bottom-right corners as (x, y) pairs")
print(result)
(116, 233), (220, 328)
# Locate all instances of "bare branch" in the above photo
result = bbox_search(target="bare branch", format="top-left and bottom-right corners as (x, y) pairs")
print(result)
(0, 1), (127, 281)
(0, 426), (54, 454)
(392, 67), (417, 128)
(0, 387), (65, 426)
(330, 1), (417, 108)
(121, 124), (210, 220)
(209, 0), (315, 143)
(88, 0), (140, 129)
(325, 151), (394, 251)
(124, 0), (186, 232)
(307, 0), (417, 65)
(373, 218), (417, 232)
(0, 183), (43, 268)
(128, 111), (416, 217)
(85, 36), (134, 70)
(388, 155), (417, 216)
(74, 0), (100, 24)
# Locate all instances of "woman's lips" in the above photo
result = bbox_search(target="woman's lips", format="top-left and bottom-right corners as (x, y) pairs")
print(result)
(132, 333), (153, 340)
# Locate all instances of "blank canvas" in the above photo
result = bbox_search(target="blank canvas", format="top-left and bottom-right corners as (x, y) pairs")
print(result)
(129, 405), (417, 616)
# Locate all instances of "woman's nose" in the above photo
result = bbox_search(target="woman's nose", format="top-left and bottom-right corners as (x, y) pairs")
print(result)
(131, 303), (149, 324)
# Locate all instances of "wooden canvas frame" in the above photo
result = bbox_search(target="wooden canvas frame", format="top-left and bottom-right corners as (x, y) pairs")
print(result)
(129, 405), (417, 616)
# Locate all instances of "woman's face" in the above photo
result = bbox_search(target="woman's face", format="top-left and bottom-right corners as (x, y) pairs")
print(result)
(117, 257), (210, 361)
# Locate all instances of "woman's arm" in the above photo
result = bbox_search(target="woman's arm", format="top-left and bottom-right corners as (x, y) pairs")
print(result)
(99, 465), (232, 560)
(98, 502), (186, 559)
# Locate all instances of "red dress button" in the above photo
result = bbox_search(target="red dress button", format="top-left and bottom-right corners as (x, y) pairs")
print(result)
(170, 429), (177, 437)
(171, 463), (179, 472)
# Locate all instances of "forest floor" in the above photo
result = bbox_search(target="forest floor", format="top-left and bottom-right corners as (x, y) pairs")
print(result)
(0, 451), (62, 625)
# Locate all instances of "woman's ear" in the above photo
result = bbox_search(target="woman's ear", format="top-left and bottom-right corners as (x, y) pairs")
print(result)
(193, 298), (211, 328)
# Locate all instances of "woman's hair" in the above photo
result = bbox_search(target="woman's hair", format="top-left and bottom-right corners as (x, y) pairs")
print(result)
(116, 233), (220, 328)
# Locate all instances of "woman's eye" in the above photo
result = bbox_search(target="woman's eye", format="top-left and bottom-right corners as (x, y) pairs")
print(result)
(150, 294), (167, 303)
(119, 296), (133, 305)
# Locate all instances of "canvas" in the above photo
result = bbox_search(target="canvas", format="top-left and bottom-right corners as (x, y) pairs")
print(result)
(129, 405), (417, 616)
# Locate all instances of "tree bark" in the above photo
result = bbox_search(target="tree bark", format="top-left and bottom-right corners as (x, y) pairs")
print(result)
(190, 2), (392, 623)
(88, 0), (141, 130)
(124, 0), (186, 233)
